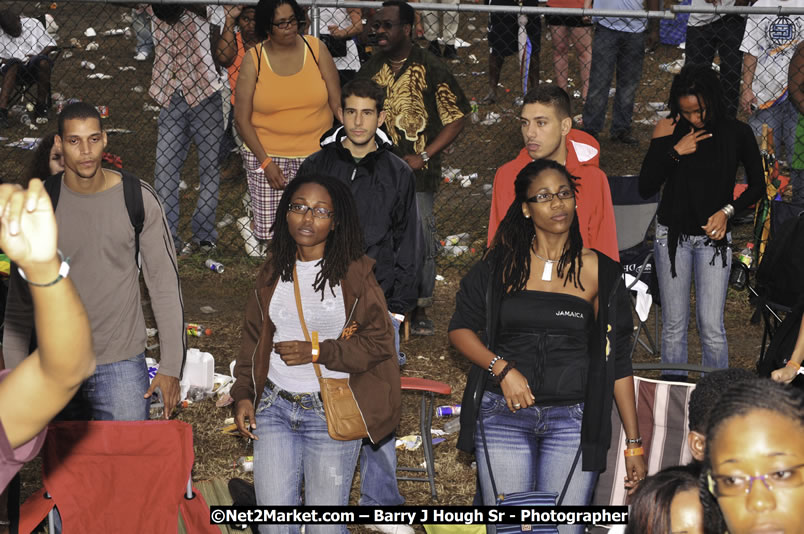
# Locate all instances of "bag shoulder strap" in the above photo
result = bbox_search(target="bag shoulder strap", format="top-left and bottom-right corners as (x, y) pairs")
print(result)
(121, 172), (145, 270)
(478, 414), (581, 505)
(44, 173), (62, 209)
(300, 35), (320, 70)
(292, 264), (323, 379)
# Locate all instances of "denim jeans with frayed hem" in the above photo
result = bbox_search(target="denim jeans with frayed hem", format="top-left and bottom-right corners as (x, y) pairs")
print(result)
(253, 385), (360, 534)
(475, 392), (598, 534)
(654, 223), (731, 376)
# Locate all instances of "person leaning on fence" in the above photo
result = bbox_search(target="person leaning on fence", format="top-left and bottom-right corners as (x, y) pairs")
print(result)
(698, 379), (804, 534)
(0, 179), (95, 492)
(148, 3), (224, 256)
(231, 174), (401, 534)
(0, 9), (57, 128)
(684, 0), (746, 119)
(740, 0), (804, 206)
(483, 0), (542, 104)
(639, 65), (765, 380)
(580, 0), (659, 146)
(234, 0), (341, 246)
(787, 41), (804, 206)
(450, 160), (646, 534)
(357, 0), (470, 339)
(487, 85), (619, 262)
(3, 102), (185, 422)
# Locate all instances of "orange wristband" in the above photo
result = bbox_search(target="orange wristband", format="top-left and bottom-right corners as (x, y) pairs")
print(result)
(260, 157), (272, 170)
(787, 359), (801, 370)
(624, 447), (644, 457)
(311, 331), (319, 363)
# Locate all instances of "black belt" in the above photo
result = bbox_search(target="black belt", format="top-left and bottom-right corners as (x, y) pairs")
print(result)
(266, 379), (321, 407)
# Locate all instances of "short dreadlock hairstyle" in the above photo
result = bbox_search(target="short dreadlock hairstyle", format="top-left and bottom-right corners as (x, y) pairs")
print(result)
(489, 159), (584, 293)
(267, 174), (365, 298)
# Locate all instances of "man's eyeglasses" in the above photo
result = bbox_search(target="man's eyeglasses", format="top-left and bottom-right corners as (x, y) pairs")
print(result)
(272, 18), (298, 29)
(371, 20), (404, 31)
(527, 190), (575, 203)
(707, 464), (804, 497)
(289, 203), (334, 219)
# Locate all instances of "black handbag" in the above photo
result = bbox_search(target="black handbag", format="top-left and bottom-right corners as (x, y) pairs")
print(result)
(320, 34), (347, 57)
(479, 416), (582, 534)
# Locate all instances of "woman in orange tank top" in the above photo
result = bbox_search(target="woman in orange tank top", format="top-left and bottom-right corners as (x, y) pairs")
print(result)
(234, 0), (341, 243)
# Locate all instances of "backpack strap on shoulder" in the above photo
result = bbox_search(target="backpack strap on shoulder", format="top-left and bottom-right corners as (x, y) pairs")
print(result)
(121, 172), (145, 270)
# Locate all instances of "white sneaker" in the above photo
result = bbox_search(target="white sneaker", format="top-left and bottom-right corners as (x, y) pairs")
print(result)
(133, 51), (148, 61)
(366, 525), (415, 534)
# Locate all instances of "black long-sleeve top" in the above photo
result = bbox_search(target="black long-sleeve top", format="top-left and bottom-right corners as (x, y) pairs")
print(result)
(640, 117), (765, 234)
(639, 117), (765, 275)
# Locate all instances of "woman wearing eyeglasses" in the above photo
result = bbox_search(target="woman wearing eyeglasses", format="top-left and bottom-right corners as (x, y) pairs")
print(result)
(234, 0), (341, 247)
(231, 175), (400, 532)
(449, 160), (645, 533)
(700, 379), (804, 534)
(639, 64), (764, 380)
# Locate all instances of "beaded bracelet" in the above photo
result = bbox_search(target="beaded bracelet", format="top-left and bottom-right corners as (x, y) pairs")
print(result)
(487, 355), (502, 376)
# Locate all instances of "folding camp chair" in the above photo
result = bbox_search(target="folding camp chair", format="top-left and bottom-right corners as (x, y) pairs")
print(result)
(0, 16), (64, 115)
(590, 365), (716, 532)
(19, 420), (219, 534)
(397, 376), (452, 500)
(607, 175), (661, 358)
(748, 199), (804, 366)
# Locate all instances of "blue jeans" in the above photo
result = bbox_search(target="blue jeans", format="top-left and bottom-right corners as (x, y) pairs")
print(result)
(582, 25), (645, 136)
(416, 191), (436, 308)
(654, 223), (731, 375)
(132, 9), (154, 56)
(475, 392), (597, 534)
(685, 15), (744, 118)
(155, 90), (223, 248)
(358, 313), (404, 506)
(57, 352), (150, 421)
(749, 99), (804, 205)
(253, 385), (360, 534)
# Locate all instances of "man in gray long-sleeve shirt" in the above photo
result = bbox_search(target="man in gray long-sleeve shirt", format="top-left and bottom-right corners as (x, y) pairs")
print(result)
(2, 102), (185, 420)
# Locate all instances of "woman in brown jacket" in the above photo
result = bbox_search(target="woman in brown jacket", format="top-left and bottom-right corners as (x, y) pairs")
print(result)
(231, 174), (399, 532)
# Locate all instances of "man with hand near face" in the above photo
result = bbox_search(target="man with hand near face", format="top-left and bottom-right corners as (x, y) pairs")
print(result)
(488, 85), (619, 262)
(3, 102), (185, 423)
(357, 0), (470, 338)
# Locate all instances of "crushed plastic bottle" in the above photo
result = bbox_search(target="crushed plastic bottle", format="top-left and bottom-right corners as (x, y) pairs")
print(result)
(443, 418), (461, 434)
(470, 98), (479, 124)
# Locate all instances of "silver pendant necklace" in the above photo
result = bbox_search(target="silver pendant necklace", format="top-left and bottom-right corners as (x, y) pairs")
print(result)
(533, 252), (556, 282)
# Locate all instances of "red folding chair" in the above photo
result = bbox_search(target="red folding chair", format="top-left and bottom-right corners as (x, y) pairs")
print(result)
(398, 377), (452, 500)
(19, 420), (218, 534)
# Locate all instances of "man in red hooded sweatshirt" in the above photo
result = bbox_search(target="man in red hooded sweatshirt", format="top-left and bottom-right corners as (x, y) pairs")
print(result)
(487, 85), (619, 261)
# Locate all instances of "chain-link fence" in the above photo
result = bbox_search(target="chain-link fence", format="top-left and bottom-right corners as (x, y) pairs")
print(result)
(0, 0), (801, 275)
